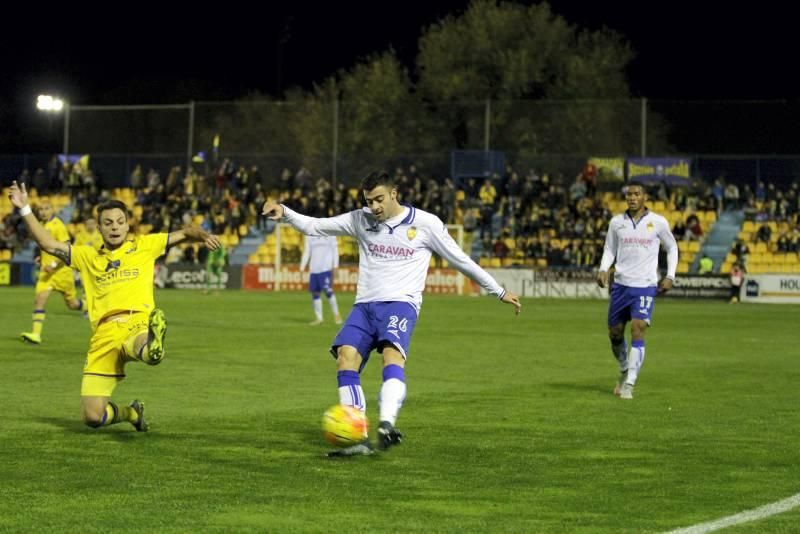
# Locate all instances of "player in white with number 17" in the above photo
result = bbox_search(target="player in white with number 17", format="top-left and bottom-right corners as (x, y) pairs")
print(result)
(300, 235), (343, 325)
(597, 181), (678, 400)
(263, 171), (521, 456)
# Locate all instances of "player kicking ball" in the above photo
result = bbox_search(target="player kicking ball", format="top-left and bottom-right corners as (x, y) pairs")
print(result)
(9, 181), (221, 431)
(263, 171), (521, 456)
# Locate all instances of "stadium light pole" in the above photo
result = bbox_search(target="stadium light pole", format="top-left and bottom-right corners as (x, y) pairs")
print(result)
(36, 94), (70, 155)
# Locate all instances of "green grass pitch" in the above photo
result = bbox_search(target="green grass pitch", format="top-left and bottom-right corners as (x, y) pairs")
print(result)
(1, 286), (798, 532)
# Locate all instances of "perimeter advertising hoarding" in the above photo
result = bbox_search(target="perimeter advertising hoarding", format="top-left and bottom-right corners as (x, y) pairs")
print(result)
(663, 275), (730, 299)
(155, 263), (243, 290)
(741, 274), (800, 304)
(242, 265), (462, 294)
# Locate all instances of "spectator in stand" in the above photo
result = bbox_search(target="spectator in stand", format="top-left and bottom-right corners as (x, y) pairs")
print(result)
(755, 222), (772, 243)
(724, 182), (740, 211)
(672, 219), (687, 241)
(698, 254), (714, 275)
(685, 214), (704, 241)
(492, 234), (510, 259)
(729, 263), (745, 303)
(731, 239), (750, 266)
(712, 177), (725, 210)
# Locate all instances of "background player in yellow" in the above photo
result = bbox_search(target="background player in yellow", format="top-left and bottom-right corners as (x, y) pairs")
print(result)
(9, 181), (221, 432)
(21, 197), (86, 344)
(73, 217), (103, 250)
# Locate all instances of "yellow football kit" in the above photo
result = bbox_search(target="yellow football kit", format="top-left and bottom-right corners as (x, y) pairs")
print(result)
(70, 233), (169, 396)
(34, 217), (77, 299)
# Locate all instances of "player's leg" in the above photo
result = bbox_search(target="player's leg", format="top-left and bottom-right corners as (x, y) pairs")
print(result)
(308, 273), (324, 325)
(326, 305), (377, 456)
(620, 287), (657, 399)
(377, 346), (406, 450)
(606, 283), (631, 394)
(321, 271), (342, 324)
(213, 264), (224, 291)
(22, 287), (51, 343)
(374, 302), (418, 450)
(60, 274), (85, 313)
(124, 309), (167, 365)
(80, 323), (146, 431)
(204, 264), (213, 294)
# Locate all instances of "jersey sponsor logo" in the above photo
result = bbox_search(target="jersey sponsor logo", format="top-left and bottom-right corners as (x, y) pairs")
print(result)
(95, 265), (140, 284)
(621, 237), (656, 246)
(105, 259), (121, 272)
(407, 226), (417, 241)
(125, 242), (138, 254)
(367, 243), (415, 258)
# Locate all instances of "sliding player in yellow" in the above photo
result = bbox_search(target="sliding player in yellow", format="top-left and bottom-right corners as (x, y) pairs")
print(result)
(9, 181), (221, 431)
(21, 198), (86, 344)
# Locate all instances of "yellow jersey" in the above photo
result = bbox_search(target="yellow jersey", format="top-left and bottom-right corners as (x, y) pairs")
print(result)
(42, 217), (71, 271)
(74, 229), (103, 250)
(70, 233), (169, 330)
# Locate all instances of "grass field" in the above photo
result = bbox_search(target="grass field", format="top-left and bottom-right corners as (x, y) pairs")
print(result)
(1, 286), (798, 532)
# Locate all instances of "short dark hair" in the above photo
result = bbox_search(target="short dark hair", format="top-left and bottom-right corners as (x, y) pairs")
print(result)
(360, 171), (396, 192)
(626, 180), (646, 190)
(96, 200), (129, 221)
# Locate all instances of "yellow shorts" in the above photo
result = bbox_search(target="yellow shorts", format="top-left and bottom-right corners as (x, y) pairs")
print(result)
(81, 311), (148, 397)
(35, 267), (77, 300)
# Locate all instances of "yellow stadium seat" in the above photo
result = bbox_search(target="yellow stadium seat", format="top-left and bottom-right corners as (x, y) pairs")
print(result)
(479, 257), (490, 267)
(677, 262), (690, 273)
(489, 258), (502, 268)
(742, 221), (756, 233)
(248, 253), (260, 264)
(537, 258), (548, 268)
(754, 242), (767, 253)
(688, 241), (701, 253)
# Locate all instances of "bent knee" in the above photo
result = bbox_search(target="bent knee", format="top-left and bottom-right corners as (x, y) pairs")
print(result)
(82, 409), (106, 428)
(608, 324), (625, 340)
(336, 346), (362, 370)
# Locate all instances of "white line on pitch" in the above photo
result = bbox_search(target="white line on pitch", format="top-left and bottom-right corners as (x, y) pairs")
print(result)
(665, 492), (800, 533)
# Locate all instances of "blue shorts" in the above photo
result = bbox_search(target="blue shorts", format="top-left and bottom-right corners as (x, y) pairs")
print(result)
(330, 302), (418, 371)
(309, 271), (333, 294)
(607, 284), (658, 327)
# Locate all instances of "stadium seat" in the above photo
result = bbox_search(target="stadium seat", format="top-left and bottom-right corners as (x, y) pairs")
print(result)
(742, 221), (756, 233)
(489, 258), (502, 268)
(688, 241), (701, 253)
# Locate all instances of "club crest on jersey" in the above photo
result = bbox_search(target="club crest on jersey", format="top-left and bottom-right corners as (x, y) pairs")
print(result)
(646, 222), (654, 232)
(126, 242), (138, 253)
(407, 226), (417, 241)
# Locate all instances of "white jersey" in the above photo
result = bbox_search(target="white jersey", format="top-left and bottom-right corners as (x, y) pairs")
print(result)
(599, 209), (679, 288)
(300, 235), (339, 274)
(281, 205), (506, 311)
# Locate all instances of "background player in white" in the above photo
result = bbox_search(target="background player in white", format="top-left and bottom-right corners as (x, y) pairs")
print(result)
(597, 181), (678, 400)
(263, 171), (521, 456)
(300, 235), (343, 325)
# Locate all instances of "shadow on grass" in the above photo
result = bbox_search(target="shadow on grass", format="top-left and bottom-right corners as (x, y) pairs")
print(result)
(545, 382), (612, 395)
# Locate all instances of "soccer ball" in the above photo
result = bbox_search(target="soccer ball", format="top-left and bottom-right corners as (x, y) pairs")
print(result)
(321, 404), (368, 447)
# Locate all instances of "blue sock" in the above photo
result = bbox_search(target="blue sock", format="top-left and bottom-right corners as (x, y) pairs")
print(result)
(337, 370), (365, 411)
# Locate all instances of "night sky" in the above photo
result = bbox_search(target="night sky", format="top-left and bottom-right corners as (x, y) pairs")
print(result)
(2, 1), (798, 153)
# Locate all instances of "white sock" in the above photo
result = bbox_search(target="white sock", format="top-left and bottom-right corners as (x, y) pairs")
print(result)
(312, 298), (323, 320)
(327, 293), (340, 316)
(379, 364), (406, 425)
(626, 341), (646, 385)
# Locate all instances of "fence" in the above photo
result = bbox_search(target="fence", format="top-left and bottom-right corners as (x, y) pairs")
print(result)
(4, 99), (800, 189)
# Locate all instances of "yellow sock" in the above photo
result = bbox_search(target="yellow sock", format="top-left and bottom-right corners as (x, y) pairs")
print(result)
(103, 402), (139, 426)
(32, 309), (45, 336)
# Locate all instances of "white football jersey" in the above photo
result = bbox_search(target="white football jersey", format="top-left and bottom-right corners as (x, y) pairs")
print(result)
(300, 235), (339, 274)
(599, 209), (679, 288)
(282, 205), (506, 311)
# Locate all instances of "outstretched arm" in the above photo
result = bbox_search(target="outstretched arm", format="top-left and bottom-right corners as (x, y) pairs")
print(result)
(7, 181), (71, 264)
(168, 226), (222, 250)
(427, 219), (521, 315)
(262, 200), (356, 237)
